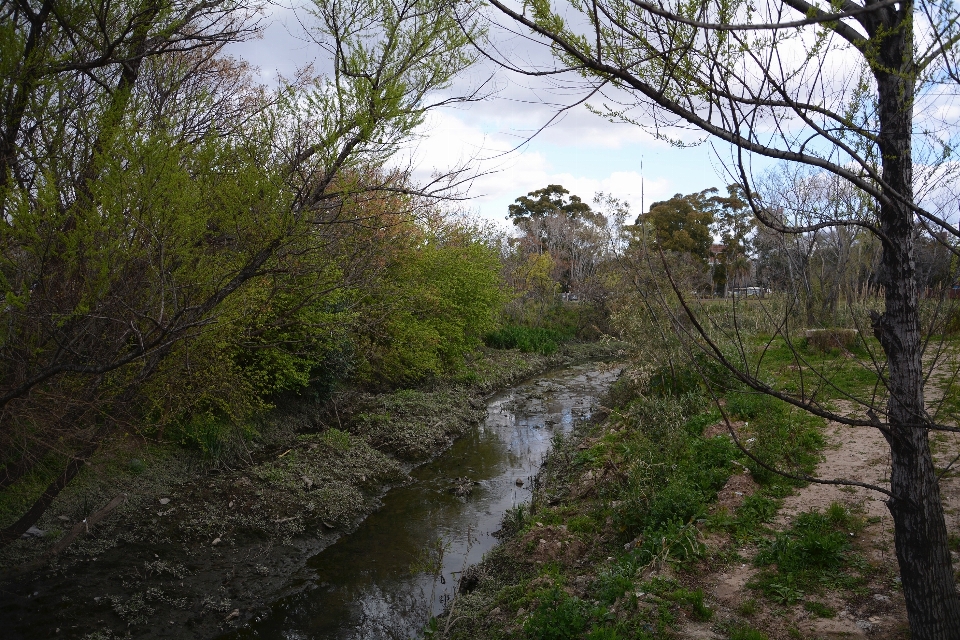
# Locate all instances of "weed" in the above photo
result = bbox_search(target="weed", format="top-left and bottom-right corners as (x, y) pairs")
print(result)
(949, 533), (960, 553)
(752, 503), (865, 602)
(803, 600), (836, 618)
(524, 586), (588, 639)
(594, 556), (639, 604)
(729, 626), (769, 640)
(736, 598), (759, 616)
(765, 580), (803, 605)
(320, 427), (352, 451)
(686, 589), (713, 621)
(567, 514), (598, 535)
(502, 504), (528, 536)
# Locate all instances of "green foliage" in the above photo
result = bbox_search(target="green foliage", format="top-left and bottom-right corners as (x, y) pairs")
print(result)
(726, 390), (825, 485)
(508, 185), (597, 224)
(803, 600), (836, 618)
(729, 626), (769, 640)
(524, 587), (588, 640)
(321, 428), (352, 452)
(485, 325), (573, 354)
(359, 222), (505, 385)
(0, 0), (492, 533)
(594, 556), (639, 604)
(751, 503), (866, 601)
(641, 191), (714, 260)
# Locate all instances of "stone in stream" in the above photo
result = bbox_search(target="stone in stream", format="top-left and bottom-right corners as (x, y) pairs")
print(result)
(449, 476), (477, 497)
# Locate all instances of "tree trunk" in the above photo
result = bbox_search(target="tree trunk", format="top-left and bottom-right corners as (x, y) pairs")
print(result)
(873, 17), (960, 638)
(0, 441), (99, 549)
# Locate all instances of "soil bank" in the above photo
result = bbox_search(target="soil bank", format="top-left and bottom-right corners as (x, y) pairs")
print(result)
(0, 343), (622, 640)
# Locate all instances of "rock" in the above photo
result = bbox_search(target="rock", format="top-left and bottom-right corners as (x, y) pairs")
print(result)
(21, 526), (45, 538)
(57, 515), (70, 522)
(449, 476), (475, 497)
(225, 609), (239, 621)
(459, 564), (483, 593)
(515, 478), (524, 487)
(158, 498), (171, 505)
(212, 538), (221, 545)
(872, 593), (891, 603)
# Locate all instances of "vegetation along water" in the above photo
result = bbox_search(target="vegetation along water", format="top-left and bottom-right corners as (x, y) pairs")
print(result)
(3, 1), (960, 639)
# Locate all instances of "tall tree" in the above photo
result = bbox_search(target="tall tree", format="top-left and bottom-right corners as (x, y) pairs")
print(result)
(509, 185), (607, 294)
(487, 0), (960, 636)
(642, 191), (715, 261)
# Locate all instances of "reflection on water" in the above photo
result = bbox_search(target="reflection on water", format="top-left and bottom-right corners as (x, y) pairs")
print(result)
(225, 363), (620, 640)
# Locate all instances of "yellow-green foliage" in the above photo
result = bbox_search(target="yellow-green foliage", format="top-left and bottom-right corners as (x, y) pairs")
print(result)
(358, 220), (506, 385)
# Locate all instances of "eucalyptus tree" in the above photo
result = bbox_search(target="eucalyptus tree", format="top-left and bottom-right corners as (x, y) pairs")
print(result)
(484, 0), (960, 636)
(0, 0), (480, 547)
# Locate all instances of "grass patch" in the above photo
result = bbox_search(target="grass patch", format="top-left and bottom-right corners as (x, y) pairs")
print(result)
(730, 626), (770, 640)
(524, 586), (589, 639)
(484, 325), (573, 355)
(749, 334), (882, 401)
(751, 502), (867, 602)
(803, 600), (836, 618)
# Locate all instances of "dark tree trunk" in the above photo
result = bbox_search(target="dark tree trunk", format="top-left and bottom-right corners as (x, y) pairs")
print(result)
(872, 8), (960, 638)
(0, 441), (99, 549)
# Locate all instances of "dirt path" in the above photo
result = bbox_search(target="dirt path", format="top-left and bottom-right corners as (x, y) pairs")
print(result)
(697, 355), (960, 640)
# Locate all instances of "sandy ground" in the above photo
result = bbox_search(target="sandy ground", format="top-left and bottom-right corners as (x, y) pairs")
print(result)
(694, 353), (960, 640)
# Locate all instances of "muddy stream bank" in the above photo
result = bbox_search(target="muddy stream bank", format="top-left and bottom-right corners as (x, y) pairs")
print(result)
(0, 359), (621, 640)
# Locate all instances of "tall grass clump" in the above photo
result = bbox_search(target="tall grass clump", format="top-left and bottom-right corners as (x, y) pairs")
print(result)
(484, 325), (572, 354)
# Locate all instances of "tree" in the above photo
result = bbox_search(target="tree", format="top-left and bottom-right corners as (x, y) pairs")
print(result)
(707, 185), (753, 296)
(508, 184), (596, 223)
(642, 191), (715, 261)
(487, 0), (960, 636)
(0, 0), (480, 546)
(508, 185), (607, 295)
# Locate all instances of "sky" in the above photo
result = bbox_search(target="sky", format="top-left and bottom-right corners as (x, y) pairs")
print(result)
(226, 4), (740, 227)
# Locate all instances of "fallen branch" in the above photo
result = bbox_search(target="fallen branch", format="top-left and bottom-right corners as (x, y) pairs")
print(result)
(0, 493), (127, 581)
(45, 494), (128, 559)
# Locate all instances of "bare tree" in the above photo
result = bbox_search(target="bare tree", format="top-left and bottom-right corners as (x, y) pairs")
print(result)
(484, 0), (960, 636)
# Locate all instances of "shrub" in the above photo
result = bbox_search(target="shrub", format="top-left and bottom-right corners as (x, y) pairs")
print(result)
(804, 328), (858, 351)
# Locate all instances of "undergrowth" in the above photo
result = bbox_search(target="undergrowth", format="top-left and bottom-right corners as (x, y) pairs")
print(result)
(443, 352), (830, 640)
(484, 325), (574, 355)
(749, 502), (868, 603)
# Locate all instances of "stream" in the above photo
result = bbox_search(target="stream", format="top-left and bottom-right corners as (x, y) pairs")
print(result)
(223, 361), (621, 640)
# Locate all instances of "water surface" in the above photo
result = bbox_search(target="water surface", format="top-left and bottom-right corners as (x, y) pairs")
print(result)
(226, 362), (620, 639)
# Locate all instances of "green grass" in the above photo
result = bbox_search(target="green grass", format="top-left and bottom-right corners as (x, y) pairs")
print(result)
(484, 325), (573, 355)
(803, 600), (836, 618)
(523, 586), (589, 639)
(748, 334), (882, 401)
(750, 502), (867, 602)
(729, 626), (770, 640)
